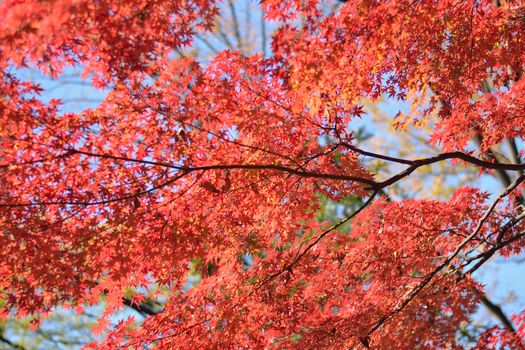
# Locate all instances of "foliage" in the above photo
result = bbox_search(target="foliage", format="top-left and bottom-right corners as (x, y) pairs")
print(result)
(1, 0), (525, 348)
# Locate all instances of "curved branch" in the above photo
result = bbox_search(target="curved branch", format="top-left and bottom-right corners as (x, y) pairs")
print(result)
(479, 294), (516, 332)
(377, 153), (525, 189)
(0, 335), (26, 350)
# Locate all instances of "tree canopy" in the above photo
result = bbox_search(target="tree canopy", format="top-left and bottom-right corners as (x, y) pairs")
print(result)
(1, 0), (525, 348)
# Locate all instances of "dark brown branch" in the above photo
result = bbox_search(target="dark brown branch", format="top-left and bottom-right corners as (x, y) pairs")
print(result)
(377, 153), (525, 189)
(479, 294), (516, 332)
(0, 335), (26, 350)
(122, 298), (161, 317)
(59, 148), (525, 179)
(65, 149), (377, 185)
(6, 147), (525, 208)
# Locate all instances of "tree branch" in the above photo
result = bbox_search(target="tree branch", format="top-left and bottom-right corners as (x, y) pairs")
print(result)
(122, 298), (161, 317)
(0, 335), (26, 350)
(479, 294), (516, 332)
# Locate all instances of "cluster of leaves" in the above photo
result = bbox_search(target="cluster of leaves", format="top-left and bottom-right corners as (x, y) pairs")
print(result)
(2, 0), (525, 348)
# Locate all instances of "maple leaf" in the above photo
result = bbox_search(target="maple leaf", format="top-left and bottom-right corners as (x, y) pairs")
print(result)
(1, 0), (525, 349)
